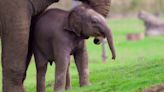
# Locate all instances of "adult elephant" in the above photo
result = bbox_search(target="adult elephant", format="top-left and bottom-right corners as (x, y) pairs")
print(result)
(0, 0), (111, 92)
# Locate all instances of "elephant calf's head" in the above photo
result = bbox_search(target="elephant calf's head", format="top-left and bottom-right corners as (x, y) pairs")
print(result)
(65, 4), (116, 60)
(77, 0), (111, 44)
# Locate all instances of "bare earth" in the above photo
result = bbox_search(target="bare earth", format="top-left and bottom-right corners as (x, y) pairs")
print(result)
(142, 84), (164, 92)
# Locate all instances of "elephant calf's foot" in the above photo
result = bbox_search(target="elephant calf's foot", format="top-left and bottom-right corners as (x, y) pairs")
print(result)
(65, 84), (71, 90)
(80, 80), (91, 87)
(65, 85), (71, 90)
(54, 88), (65, 92)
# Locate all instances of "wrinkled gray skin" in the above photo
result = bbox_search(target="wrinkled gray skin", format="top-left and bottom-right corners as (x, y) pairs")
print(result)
(0, 0), (61, 92)
(0, 0), (111, 91)
(32, 4), (116, 92)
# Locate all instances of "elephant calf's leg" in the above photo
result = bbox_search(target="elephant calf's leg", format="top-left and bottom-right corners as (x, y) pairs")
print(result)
(54, 53), (70, 92)
(65, 62), (71, 90)
(36, 64), (48, 92)
(73, 41), (90, 87)
(34, 47), (48, 92)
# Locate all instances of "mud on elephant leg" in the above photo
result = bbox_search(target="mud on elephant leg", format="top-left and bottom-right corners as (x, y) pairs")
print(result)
(1, 13), (31, 92)
(54, 53), (70, 92)
(73, 41), (90, 87)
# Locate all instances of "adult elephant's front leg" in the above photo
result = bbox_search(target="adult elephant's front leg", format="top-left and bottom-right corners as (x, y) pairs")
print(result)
(1, 8), (31, 92)
(73, 41), (90, 87)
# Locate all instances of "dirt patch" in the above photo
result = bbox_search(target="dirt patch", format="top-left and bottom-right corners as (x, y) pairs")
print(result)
(126, 32), (145, 41)
(142, 84), (164, 92)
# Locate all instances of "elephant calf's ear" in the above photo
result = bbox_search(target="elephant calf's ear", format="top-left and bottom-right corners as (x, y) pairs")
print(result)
(64, 27), (81, 37)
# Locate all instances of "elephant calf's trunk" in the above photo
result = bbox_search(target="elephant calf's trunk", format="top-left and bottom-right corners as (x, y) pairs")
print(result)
(105, 28), (116, 60)
(82, 0), (111, 45)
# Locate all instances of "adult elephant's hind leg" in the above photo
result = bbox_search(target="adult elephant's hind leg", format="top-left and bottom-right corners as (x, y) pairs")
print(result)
(1, 10), (31, 92)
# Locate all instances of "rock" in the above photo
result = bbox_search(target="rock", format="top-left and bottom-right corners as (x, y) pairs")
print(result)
(138, 11), (164, 36)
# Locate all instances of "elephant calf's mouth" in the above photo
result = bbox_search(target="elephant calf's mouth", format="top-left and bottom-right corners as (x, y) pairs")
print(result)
(93, 38), (101, 45)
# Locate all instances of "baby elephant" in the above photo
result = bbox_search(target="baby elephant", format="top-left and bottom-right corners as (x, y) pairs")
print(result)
(32, 4), (116, 92)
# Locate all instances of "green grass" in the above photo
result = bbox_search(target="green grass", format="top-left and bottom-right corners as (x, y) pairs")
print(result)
(1, 18), (164, 92)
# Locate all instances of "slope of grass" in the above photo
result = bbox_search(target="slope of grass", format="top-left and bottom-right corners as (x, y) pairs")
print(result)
(1, 18), (164, 92)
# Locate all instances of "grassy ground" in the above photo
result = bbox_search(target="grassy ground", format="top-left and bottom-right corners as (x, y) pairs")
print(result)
(1, 18), (164, 92)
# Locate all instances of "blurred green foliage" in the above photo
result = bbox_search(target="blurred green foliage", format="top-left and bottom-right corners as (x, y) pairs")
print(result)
(51, 0), (164, 16)
(111, 0), (164, 15)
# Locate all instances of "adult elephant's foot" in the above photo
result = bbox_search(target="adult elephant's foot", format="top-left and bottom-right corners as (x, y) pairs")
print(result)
(3, 71), (25, 92)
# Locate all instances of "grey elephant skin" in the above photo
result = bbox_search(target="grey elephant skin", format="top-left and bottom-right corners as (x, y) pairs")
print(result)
(31, 3), (116, 92)
(79, 0), (112, 44)
(0, 0), (112, 92)
(0, 0), (60, 92)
